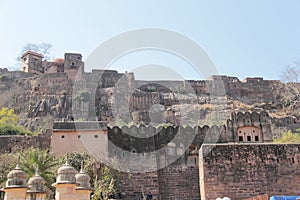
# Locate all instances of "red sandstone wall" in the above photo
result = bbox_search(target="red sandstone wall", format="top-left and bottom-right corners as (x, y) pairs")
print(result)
(119, 164), (200, 200)
(199, 144), (300, 200)
(158, 164), (200, 200)
(120, 171), (160, 200)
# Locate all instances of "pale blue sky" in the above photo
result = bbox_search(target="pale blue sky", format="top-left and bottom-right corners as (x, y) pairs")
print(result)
(0, 0), (300, 80)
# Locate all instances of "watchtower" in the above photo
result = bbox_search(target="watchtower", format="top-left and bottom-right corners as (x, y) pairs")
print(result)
(63, 53), (84, 80)
(21, 51), (44, 75)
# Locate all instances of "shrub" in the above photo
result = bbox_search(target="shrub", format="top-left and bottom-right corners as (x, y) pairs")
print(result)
(274, 130), (300, 143)
(0, 123), (32, 135)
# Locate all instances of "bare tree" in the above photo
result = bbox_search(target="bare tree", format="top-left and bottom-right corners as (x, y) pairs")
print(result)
(15, 42), (52, 67)
(280, 62), (300, 113)
(280, 63), (300, 83)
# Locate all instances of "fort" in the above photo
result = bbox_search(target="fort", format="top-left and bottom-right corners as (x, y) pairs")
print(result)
(0, 50), (299, 199)
(0, 50), (296, 131)
(0, 111), (299, 199)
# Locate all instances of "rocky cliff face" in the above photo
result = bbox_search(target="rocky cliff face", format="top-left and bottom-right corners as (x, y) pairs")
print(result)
(0, 69), (299, 134)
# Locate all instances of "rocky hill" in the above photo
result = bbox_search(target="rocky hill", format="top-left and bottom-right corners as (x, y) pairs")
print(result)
(0, 66), (299, 138)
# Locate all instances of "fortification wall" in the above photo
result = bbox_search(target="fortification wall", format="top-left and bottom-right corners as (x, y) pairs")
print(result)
(108, 111), (272, 156)
(120, 171), (160, 200)
(0, 131), (51, 153)
(199, 143), (300, 200)
(107, 125), (229, 157)
(35, 73), (72, 94)
(157, 161), (200, 200)
(136, 76), (283, 100)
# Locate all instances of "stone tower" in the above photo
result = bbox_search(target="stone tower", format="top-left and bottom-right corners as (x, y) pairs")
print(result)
(21, 51), (44, 75)
(1, 164), (28, 200)
(64, 53), (84, 81)
(52, 161), (78, 200)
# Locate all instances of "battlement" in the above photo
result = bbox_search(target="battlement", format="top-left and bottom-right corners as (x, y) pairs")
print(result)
(49, 111), (273, 159)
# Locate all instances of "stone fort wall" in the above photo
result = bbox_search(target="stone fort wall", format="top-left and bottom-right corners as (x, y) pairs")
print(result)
(200, 143), (300, 200)
(0, 130), (51, 154)
(0, 111), (299, 200)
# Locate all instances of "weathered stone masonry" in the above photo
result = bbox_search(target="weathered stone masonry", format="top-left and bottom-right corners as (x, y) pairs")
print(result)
(1, 111), (299, 199)
(200, 144), (300, 200)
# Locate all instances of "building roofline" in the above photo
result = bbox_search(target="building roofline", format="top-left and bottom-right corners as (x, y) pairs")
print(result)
(21, 50), (43, 58)
(53, 121), (107, 130)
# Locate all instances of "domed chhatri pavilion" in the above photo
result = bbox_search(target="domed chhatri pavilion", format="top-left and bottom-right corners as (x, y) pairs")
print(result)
(1, 162), (93, 200)
(52, 161), (93, 200)
(2, 164), (28, 200)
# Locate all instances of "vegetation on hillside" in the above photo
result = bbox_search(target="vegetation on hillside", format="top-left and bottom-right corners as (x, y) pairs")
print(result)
(274, 129), (300, 143)
(0, 108), (32, 135)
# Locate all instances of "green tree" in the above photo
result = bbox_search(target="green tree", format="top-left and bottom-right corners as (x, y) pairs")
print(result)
(61, 152), (123, 200)
(0, 108), (18, 124)
(60, 152), (91, 171)
(19, 148), (60, 189)
(0, 107), (32, 135)
(0, 123), (32, 135)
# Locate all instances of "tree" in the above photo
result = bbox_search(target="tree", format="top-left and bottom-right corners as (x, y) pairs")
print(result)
(60, 152), (91, 171)
(61, 152), (123, 200)
(0, 123), (32, 135)
(19, 148), (60, 189)
(280, 63), (300, 113)
(0, 108), (18, 124)
(281, 64), (300, 83)
(15, 42), (52, 67)
(0, 107), (31, 135)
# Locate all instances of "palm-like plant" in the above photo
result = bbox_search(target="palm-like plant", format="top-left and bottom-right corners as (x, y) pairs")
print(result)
(18, 148), (60, 189)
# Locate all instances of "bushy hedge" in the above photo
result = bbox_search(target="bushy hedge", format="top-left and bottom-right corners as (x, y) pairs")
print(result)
(0, 123), (32, 135)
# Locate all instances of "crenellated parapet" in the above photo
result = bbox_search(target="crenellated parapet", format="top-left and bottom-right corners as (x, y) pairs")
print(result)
(48, 111), (272, 161)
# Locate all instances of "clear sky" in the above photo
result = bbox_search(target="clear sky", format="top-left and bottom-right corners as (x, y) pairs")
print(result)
(1, 0), (300, 80)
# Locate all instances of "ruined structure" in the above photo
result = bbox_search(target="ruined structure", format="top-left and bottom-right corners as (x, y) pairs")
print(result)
(21, 51), (84, 80)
